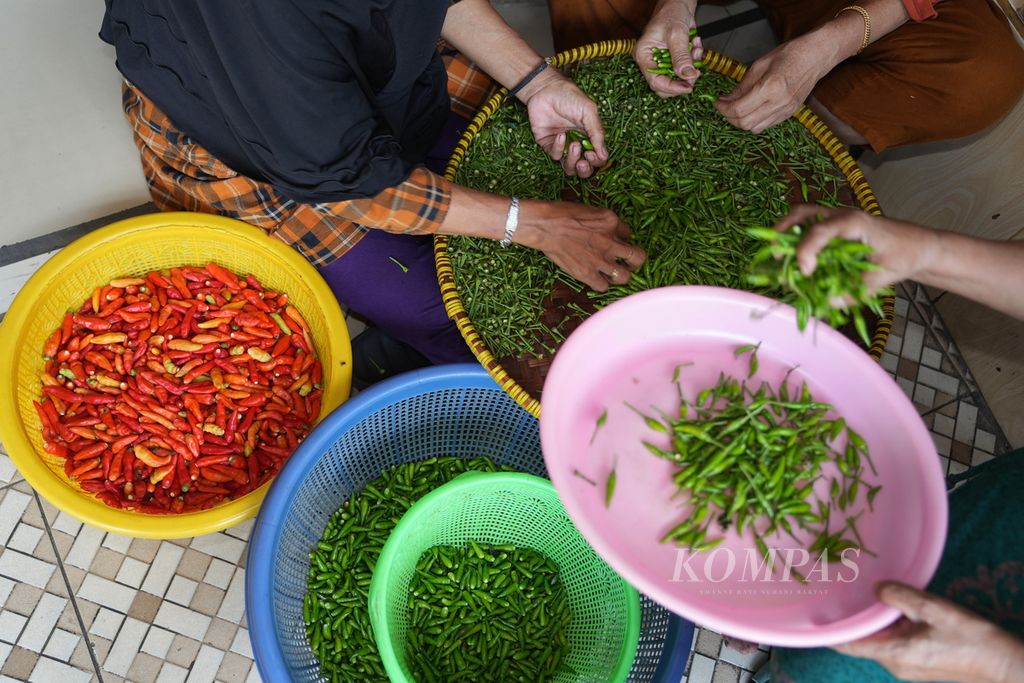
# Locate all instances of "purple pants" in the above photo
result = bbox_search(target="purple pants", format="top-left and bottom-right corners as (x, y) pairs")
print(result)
(317, 112), (475, 365)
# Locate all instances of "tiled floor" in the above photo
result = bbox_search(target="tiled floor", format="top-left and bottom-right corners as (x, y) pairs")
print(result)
(2, 2), (1021, 683)
(0, 472), (259, 683)
(1, 282), (1012, 683)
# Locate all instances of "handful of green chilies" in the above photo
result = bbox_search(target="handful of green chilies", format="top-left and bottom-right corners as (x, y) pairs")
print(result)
(303, 457), (516, 682)
(648, 28), (703, 78)
(406, 543), (573, 683)
(633, 345), (879, 580)
(746, 225), (891, 345)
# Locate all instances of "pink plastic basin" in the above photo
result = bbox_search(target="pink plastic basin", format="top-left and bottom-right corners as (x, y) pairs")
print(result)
(540, 286), (947, 647)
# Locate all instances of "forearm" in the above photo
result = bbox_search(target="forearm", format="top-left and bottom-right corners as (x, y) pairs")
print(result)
(802, 0), (911, 72)
(439, 184), (508, 240)
(440, 186), (584, 256)
(441, 0), (554, 102)
(650, 0), (699, 20)
(918, 232), (1024, 320)
(981, 630), (1024, 683)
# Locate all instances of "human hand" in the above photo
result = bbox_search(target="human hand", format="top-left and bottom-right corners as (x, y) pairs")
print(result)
(514, 199), (646, 291)
(835, 582), (1024, 683)
(716, 35), (833, 134)
(522, 71), (608, 178)
(635, 0), (703, 97)
(775, 205), (940, 293)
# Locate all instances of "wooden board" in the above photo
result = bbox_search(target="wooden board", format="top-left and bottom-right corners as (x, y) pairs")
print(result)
(857, 93), (1024, 243)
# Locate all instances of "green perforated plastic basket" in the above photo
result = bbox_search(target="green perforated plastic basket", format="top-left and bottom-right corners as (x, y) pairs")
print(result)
(369, 471), (641, 683)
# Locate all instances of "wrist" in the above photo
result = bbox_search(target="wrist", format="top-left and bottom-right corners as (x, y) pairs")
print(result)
(648, 0), (698, 30)
(506, 200), (549, 250)
(516, 66), (561, 105)
(652, 0), (698, 19)
(982, 632), (1024, 683)
(914, 227), (954, 286)
(806, 20), (857, 71)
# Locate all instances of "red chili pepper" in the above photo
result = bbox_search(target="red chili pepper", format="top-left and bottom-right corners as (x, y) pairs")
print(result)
(238, 289), (269, 312)
(205, 262), (242, 290)
(141, 372), (185, 396)
(96, 491), (123, 508)
(195, 455), (234, 468)
(84, 351), (115, 372)
(60, 312), (75, 344)
(175, 454), (190, 487)
(120, 301), (153, 314)
(180, 305), (197, 339)
(71, 457), (102, 479)
(183, 433), (200, 460)
(270, 335), (291, 358)
(80, 480), (107, 493)
(183, 361), (215, 384)
(169, 269), (190, 299)
(43, 385), (115, 405)
(96, 297), (126, 318)
(43, 329), (62, 359)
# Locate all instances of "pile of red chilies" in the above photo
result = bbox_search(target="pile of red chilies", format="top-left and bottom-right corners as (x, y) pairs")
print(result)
(33, 263), (323, 514)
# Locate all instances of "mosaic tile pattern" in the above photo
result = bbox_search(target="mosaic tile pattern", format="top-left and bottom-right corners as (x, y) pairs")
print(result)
(0, 285), (1015, 683)
(0, 466), (261, 683)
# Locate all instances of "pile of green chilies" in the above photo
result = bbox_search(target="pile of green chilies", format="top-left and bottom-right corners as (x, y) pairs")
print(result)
(304, 457), (515, 682)
(633, 346), (880, 578)
(405, 543), (572, 683)
(747, 225), (891, 345)
(450, 56), (851, 360)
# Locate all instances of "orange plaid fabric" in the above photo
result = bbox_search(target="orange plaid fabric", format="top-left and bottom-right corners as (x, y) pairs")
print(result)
(122, 51), (496, 267)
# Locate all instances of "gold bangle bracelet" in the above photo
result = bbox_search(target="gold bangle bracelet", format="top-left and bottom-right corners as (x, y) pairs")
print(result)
(836, 5), (871, 55)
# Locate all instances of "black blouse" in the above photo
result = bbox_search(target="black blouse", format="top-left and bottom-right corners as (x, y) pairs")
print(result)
(100, 0), (451, 202)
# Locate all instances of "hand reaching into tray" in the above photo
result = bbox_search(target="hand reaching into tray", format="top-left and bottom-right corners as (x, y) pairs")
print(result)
(520, 70), (610, 178)
(514, 199), (647, 292)
(442, 185), (646, 292)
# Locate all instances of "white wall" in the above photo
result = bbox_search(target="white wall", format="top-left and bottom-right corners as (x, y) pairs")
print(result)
(0, 0), (150, 247)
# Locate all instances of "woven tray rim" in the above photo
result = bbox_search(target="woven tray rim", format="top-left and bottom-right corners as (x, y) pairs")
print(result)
(434, 39), (894, 418)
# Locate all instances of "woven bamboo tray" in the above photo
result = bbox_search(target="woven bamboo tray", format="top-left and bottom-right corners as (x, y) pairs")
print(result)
(435, 40), (894, 418)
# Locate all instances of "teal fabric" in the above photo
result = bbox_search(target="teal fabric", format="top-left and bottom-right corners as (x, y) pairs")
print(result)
(770, 449), (1024, 682)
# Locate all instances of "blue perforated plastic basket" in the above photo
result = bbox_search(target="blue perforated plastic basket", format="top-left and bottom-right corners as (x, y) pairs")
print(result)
(245, 364), (693, 682)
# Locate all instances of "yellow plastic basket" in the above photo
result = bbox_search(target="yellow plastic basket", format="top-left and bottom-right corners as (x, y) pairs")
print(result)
(0, 213), (352, 538)
(435, 40), (894, 418)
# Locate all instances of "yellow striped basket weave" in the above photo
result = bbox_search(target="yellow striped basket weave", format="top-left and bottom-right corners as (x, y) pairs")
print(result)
(434, 39), (894, 418)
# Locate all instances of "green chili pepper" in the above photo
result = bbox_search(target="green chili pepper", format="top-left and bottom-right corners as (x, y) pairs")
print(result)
(590, 407), (608, 444)
(269, 312), (292, 336)
(605, 465), (617, 508)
